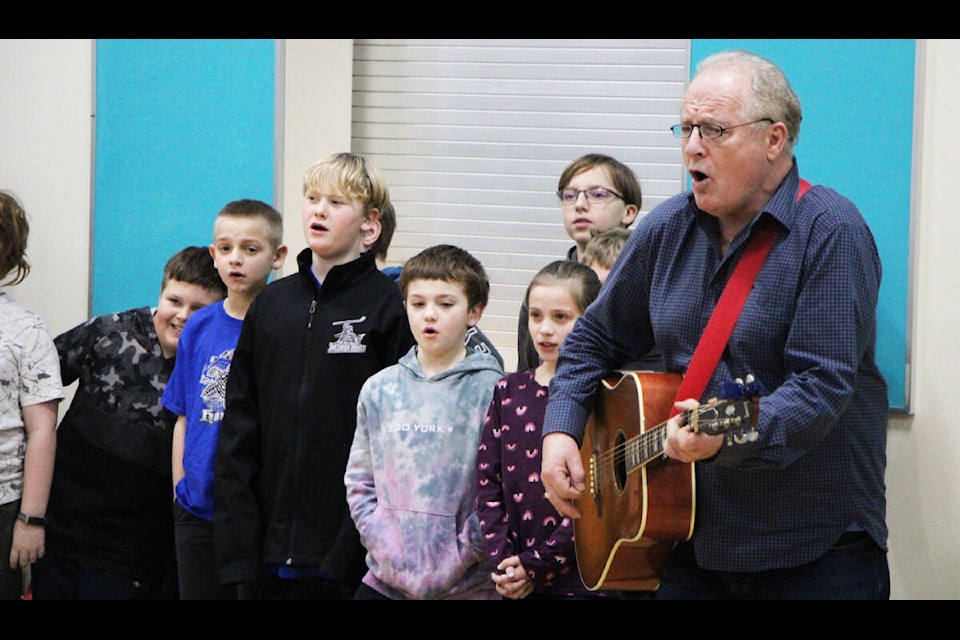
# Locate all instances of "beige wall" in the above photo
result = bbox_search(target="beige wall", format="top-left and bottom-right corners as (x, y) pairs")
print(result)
(884, 39), (960, 599)
(1, 38), (956, 599)
(278, 39), (355, 268)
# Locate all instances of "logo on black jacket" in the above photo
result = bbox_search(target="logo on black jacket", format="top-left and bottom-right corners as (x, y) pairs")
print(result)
(328, 316), (368, 354)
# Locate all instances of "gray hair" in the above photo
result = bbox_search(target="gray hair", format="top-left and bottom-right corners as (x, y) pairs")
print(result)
(696, 50), (803, 153)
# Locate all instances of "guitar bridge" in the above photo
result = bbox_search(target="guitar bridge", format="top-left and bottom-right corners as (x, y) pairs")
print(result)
(588, 453), (598, 498)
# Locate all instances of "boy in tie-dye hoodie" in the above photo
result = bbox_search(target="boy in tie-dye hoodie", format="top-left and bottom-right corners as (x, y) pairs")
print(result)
(344, 244), (503, 600)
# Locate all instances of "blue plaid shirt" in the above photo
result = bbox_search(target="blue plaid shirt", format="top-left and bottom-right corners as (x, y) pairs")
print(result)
(543, 160), (888, 572)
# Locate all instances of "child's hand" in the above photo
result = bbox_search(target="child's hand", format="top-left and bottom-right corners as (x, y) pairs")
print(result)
(492, 555), (534, 599)
(9, 522), (44, 569)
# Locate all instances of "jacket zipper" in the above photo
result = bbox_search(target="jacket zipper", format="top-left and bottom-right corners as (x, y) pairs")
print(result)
(288, 294), (319, 564)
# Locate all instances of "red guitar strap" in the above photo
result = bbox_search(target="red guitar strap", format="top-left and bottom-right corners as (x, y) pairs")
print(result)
(670, 178), (811, 416)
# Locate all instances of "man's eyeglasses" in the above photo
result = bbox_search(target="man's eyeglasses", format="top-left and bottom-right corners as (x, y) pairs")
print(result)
(557, 187), (624, 207)
(670, 118), (773, 140)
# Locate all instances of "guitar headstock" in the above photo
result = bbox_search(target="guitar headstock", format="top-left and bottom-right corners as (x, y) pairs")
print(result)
(689, 375), (763, 445)
(719, 374), (765, 402)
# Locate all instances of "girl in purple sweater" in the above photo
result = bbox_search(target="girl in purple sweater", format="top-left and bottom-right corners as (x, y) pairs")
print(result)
(477, 260), (613, 599)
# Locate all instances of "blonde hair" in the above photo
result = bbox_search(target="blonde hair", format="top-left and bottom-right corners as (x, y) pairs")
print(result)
(580, 227), (631, 270)
(302, 152), (390, 218)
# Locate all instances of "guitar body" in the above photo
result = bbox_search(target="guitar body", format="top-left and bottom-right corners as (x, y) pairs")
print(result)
(575, 371), (694, 591)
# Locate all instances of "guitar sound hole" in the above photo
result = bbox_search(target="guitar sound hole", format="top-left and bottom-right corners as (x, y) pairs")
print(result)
(613, 431), (627, 493)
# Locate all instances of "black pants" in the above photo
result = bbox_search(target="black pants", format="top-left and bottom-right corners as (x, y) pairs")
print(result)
(0, 501), (23, 600)
(254, 571), (350, 600)
(31, 555), (153, 600)
(173, 501), (235, 600)
(656, 534), (890, 600)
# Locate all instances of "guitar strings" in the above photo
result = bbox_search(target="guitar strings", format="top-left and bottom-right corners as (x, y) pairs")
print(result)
(590, 402), (719, 471)
(591, 399), (749, 473)
(591, 418), (673, 471)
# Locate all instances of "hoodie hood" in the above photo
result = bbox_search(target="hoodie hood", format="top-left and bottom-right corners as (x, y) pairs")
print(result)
(397, 345), (503, 382)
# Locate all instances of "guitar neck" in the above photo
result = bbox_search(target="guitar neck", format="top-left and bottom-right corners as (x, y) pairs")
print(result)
(622, 399), (751, 473)
(624, 422), (669, 472)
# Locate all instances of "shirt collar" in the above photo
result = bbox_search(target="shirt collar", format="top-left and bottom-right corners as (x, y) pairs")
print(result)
(759, 157), (802, 233)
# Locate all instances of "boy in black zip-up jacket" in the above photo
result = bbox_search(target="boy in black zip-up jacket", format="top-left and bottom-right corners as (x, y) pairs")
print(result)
(213, 153), (415, 600)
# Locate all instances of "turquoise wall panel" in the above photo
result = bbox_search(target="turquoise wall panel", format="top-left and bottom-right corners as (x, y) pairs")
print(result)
(93, 39), (275, 316)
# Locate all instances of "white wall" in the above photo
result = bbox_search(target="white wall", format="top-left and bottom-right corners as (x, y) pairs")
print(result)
(0, 39), (91, 339)
(1, 38), (956, 599)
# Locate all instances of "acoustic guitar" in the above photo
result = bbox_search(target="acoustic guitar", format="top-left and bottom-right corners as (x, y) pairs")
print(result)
(575, 371), (761, 591)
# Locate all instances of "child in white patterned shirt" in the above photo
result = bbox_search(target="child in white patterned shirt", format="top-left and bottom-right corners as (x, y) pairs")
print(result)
(0, 190), (63, 600)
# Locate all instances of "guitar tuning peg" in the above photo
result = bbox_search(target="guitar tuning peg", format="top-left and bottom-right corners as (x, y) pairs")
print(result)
(734, 377), (743, 386)
(744, 374), (755, 385)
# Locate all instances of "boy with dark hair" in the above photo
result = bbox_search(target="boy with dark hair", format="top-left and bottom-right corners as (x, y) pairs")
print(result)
(32, 245), (226, 600)
(163, 199), (287, 599)
(367, 200), (402, 281)
(366, 201), (504, 369)
(345, 244), (503, 599)
(214, 153), (415, 600)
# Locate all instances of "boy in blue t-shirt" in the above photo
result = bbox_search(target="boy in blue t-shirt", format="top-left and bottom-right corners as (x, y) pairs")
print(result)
(162, 200), (286, 599)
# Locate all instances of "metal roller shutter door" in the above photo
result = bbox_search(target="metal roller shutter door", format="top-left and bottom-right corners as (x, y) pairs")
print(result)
(352, 39), (689, 371)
